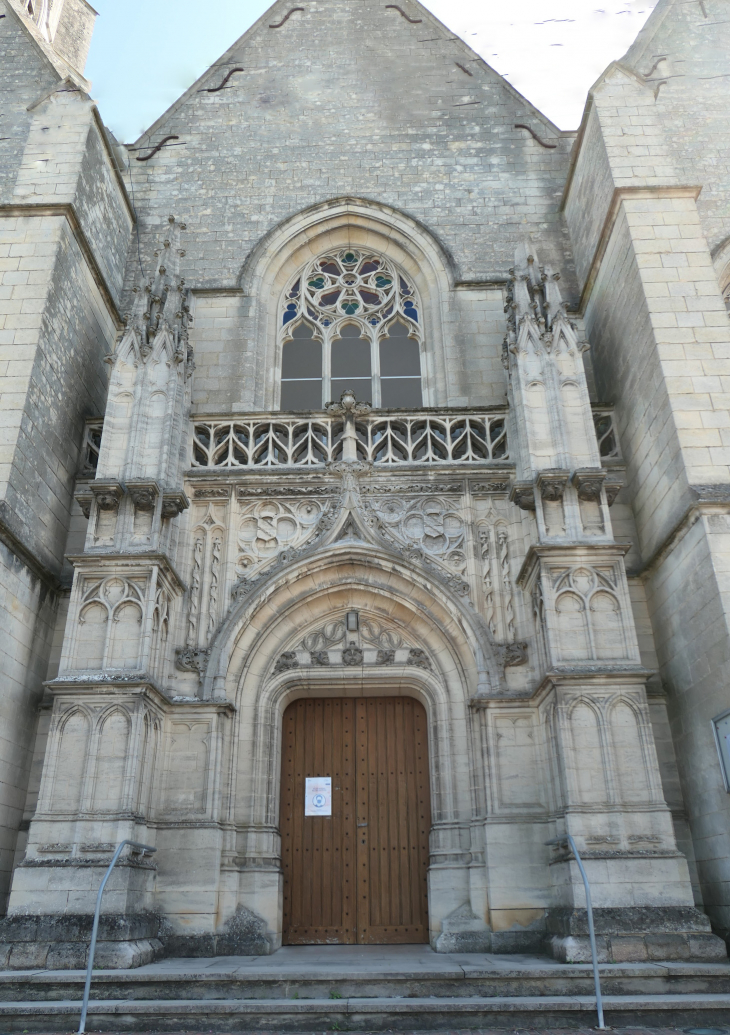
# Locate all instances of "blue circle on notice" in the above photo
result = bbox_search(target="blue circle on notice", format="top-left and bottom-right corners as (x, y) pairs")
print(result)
(313, 794), (326, 808)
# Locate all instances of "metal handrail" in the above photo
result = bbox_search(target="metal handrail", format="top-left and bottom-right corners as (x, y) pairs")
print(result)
(78, 839), (157, 1034)
(546, 834), (605, 1029)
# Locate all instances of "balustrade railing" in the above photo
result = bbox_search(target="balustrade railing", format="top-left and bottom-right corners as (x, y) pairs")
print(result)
(191, 412), (509, 469)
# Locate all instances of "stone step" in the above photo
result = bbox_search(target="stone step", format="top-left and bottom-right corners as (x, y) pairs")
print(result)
(2, 992), (730, 1032)
(3, 959), (730, 1001)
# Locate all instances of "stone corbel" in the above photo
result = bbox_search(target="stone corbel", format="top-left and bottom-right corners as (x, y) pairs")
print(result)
(175, 646), (211, 677)
(510, 481), (536, 511)
(161, 490), (190, 518)
(127, 481), (160, 512)
(74, 487), (94, 519)
(90, 481), (124, 511)
(604, 474), (624, 507)
(572, 468), (607, 502)
(537, 469), (569, 502)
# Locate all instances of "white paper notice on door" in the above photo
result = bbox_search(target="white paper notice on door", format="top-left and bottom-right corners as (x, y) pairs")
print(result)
(305, 777), (332, 816)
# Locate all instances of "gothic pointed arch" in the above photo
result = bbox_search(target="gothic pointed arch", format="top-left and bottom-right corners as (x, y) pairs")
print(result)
(236, 197), (456, 410)
(202, 540), (504, 704)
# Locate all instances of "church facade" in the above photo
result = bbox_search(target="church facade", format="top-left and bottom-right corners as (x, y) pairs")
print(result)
(1, 0), (730, 969)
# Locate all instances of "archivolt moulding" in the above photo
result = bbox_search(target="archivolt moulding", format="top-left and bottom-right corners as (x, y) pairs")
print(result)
(201, 540), (504, 704)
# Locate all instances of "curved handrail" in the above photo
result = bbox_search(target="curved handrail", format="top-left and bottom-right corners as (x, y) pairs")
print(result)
(545, 834), (605, 1029)
(78, 839), (157, 1034)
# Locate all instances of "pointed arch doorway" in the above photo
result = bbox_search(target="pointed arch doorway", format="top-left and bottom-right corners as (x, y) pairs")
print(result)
(280, 696), (431, 944)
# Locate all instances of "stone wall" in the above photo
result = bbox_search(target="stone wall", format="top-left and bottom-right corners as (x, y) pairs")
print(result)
(50, 0), (96, 74)
(0, 14), (132, 915)
(564, 0), (730, 945)
(0, 539), (57, 912)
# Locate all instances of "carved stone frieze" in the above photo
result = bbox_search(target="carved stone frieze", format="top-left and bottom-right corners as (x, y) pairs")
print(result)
(362, 483), (463, 496)
(309, 651), (330, 666)
(236, 484), (340, 499)
(377, 649), (396, 665)
(471, 482), (511, 495)
(194, 487), (231, 500)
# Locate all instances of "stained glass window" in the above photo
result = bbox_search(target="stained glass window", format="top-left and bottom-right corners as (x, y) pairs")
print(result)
(279, 250), (423, 410)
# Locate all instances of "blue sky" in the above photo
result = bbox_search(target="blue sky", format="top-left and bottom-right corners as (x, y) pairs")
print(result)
(85, 0), (659, 143)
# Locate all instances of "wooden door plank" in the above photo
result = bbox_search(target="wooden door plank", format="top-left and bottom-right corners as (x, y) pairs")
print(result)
(282, 697), (357, 944)
(355, 700), (369, 943)
(341, 699), (356, 943)
(356, 696), (431, 945)
(283, 695), (430, 946)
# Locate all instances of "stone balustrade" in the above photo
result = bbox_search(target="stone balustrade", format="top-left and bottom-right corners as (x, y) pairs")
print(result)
(190, 410), (510, 468)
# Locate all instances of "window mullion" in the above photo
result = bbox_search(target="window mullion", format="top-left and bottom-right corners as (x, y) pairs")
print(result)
(371, 326), (381, 408)
(323, 327), (332, 406)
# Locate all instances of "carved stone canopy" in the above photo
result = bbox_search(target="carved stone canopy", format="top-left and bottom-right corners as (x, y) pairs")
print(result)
(572, 468), (606, 503)
(537, 469), (569, 502)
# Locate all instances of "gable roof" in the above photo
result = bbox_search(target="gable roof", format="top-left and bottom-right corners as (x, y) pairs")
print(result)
(132, 0), (562, 147)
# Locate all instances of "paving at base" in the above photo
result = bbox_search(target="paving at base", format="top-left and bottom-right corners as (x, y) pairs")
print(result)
(7, 1028), (716, 1035)
(3, 947), (730, 1033)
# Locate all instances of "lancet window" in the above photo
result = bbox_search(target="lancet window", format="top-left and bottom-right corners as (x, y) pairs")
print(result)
(279, 250), (424, 410)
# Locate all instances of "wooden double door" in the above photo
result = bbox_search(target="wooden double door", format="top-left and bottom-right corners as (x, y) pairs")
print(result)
(280, 696), (431, 944)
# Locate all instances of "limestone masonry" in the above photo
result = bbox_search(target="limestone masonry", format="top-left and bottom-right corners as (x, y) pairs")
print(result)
(0, 0), (729, 968)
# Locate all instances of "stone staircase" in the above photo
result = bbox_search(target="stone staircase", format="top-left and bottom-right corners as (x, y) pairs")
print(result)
(2, 946), (730, 1032)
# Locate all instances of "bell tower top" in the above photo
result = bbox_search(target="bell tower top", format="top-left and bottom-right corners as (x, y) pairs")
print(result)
(17, 0), (97, 73)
